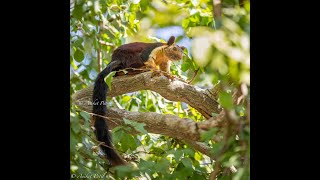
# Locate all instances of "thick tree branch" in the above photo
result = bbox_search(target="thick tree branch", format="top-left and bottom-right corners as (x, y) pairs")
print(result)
(72, 71), (221, 119)
(85, 107), (224, 158)
(83, 108), (225, 142)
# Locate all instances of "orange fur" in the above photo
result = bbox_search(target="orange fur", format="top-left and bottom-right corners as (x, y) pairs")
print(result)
(144, 44), (183, 73)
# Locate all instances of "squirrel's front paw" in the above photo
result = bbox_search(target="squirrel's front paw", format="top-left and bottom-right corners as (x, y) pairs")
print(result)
(162, 72), (176, 81)
(151, 70), (162, 78)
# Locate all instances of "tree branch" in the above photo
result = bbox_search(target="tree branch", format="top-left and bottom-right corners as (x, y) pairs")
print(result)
(213, 0), (222, 29)
(84, 108), (225, 142)
(86, 107), (224, 158)
(72, 71), (221, 119)
(213, 0), (222, 18)
(181, 139), (214, 158)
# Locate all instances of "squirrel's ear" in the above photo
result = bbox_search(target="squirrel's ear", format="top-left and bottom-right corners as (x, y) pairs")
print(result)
(167, 36), (175, 46)
(179, 45), (186, 50)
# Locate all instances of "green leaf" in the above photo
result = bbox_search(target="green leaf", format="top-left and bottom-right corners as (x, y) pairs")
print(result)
(74, 49), (84, 62)
(121, 133), (137, 151)
(104, 71), (116, 90)
(70, 131), (77, 153)
(112, 128), (125, 144)
(173, 150), (183, 162)
(139, 159), (155, 170)
(150, 147), (165, 155)
(194, 152), (202, 161)
(181, 157), (193, 169)
(80, 112), (90, 121)
(114, 165), (138, 178)
(190, 173), (206, 180)
(142, 134), (150, 144)
(121, 95), (131, 103)
(181, 61), (191, 72)
(212, 142), (223, 154)
(70, 57), (78, 70)
(123, 118), (148, 134)
(140, 0), (149, 11)
(112, 126), (123, 133)
(154, 158), (170, 173)
(71, 115), (80, 134)
(182, 19), (190, 29)
(200, 16), (211, 26)
(71, 121), (80, 134)
(83, 37), (93, 54)
(175, 35), (184, 42)
(183, 148), (195, 157)
(200, 128), (217, 141)
(219, 91), (233, 109)
(172, 164), (194, 179)
(72, 4), (83, 20)
(73, 38), (83, 47)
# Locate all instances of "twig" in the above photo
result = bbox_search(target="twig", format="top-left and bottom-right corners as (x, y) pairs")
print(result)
(213, 0), (222, 29)
(112, 97), (124, 109)
(97, 21), (103, 72)
(210, 161), (221, 180)
(114, 67), (188, 83)
(187, 68), (199, 84)
(99, 40), (116, 47)
(71, 69), (87, 84)
(213, 0), (222, 18)
(80, 129), (117, 151)
(86, 111), (120, 126)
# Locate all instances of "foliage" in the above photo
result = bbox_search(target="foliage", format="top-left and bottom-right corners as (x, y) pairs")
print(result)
(70, 0), (250, 179)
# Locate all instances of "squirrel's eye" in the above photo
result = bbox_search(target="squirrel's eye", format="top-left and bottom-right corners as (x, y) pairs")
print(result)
(173, 47), (177, 51)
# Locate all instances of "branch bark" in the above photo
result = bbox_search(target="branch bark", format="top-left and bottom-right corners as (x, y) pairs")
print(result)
(86, 107), (224, 158)
(72, 71), (221, 119)
(213, 0), (222, 29)
(213, 0), (222, 18)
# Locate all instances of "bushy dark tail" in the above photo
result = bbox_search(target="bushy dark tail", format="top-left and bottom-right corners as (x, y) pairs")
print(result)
(92, 61), (125, 166)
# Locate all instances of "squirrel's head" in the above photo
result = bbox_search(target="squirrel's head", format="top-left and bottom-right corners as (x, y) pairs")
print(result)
(163, 36), (185, 61)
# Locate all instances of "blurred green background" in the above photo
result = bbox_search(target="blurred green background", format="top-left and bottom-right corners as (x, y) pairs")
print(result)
(70, 0), (250, 179)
